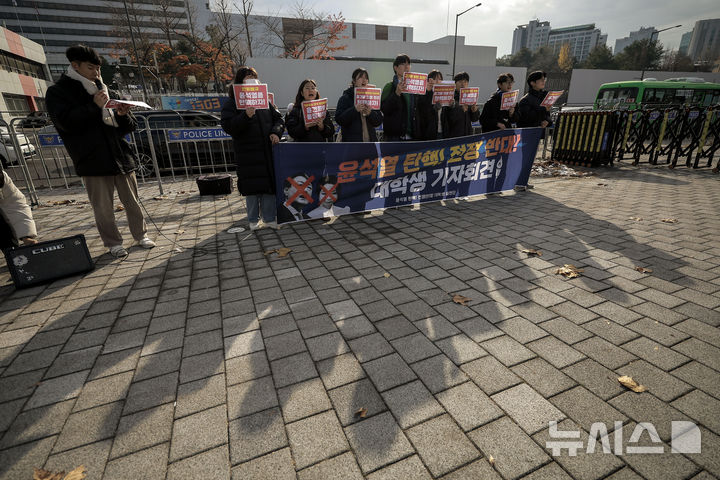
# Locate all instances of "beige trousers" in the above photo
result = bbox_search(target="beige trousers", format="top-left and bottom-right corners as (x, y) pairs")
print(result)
(83, 173), (147, 247)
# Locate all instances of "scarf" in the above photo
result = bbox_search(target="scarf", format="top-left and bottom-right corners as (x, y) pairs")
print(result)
(66, 65), (118, 127)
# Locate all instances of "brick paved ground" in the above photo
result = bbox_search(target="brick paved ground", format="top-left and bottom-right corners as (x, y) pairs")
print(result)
(0, 161), (718, 479)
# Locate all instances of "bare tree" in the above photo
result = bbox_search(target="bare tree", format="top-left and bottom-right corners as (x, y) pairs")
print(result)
(257, 1), (346, 59)
(209, 0), (247, 65)
(107, 0), (158, 66)
(150, 0), (185, 49)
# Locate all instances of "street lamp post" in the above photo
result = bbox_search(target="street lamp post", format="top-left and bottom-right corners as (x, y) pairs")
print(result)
(452, 3), (481, 78)
(640, 24), (681, 80)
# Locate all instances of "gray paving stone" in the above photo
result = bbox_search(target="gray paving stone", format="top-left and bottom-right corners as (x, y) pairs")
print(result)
(622, 337), (689, 371)
(74, 371), (133, 412)
(582, 318), (640, 345)
(673, 319), (720, 348)
(123, 372), (178, 414)
(45, 440), (109, 480)
(0, 398), (24, 433)
(278, 378), (332, 423)
(134, 348), (182, 381)
(305, 332), (349, 361)
(103, 443), (169, 480)
(672, 361), (720, 400)
(88, 348), (141, 381)
(527, 335), (586, 369)
(413, 316), (460, 340)
(549, 300), (599, 324)
(481, 335), (536, 366)
(296, 315), (337, 338)
(286, 410), (349, 469)
(103, 327), (147, 354)
(511, 357), (576, 397)
(224, 330), (264, 360)
(412, 353), (469, 393)
(231, 447), (296, 480)
(227, 375), (278, 420)
(673, 338), (720, 372)
(532, 418), (624, 480)
(52, 401), (123, 454)
(562, 358), (626, 400)
(551, 386), (628, 434)
(609, 392), (690, 442)
(617, 360), (692, 402)
(25, 370), (89, 410)
(436, 381), (503, 431)
(110, 403), (174, 459)
(390, 332), (441, 364)
(375, 316), (418, 340)
(574, 337), (637, 370)
(336, 315), (377, 340)
(491, 383), (565, 434)
(406, 414), (479, 477)
(461, 355), (522, 395)
(366, 454), (431, 480)
(183, 329), (223, 358)
(326, 299), (363, 321)
(0, 436), (57, 480)
(454, 316), (504, 343)
(318, 352), (366, 390)
(166, 445), (230, 480)
(170, 404), (228, 462)
(328, 378), (387, 426)
(496, 316), (548, 343)
(519, 462), (574, 480)
(671, 390), (720, 435)
(468, 416), (550, 479)
(344, 411), (415, 474)
(382, 380), (444, 429)
(364, 353), (417, 392)
(296, 451), (364, 480)
(0, 399), (74, 448)
(180, 349), (225, 384)
(175, 373), (226, 418)
(347, 332), (394, 363)
(229, 407), (287, 465)
(4, 345), (62, 375)
(263, 330), (306, 361)
(225, 351), (269, 386)
(435, 333), (487, 365)
(270, 351), (318, 389)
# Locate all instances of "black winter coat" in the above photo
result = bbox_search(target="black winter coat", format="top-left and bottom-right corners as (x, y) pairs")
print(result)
(221, 97), (284, 196)
(442, 91), (480, 139)
(380, 77), (418, 139)
(415, 91), (440, 140)
(285, 105), (334, 142)
(480, 89), (517, 132)
(335, 87), (383, 142)
(46, 74), (137, 177)
(517, 89), (553, 128)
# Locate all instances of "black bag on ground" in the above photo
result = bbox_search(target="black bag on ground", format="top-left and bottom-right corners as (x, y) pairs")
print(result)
(196, 174), (233, 195)
(3, 234), (93, 288)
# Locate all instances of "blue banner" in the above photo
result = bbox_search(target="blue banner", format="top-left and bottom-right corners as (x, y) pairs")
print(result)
(273, 128), (542, 223)
(166, 128), (231, 142)
(38, 134), (63, 146)
(161, 95), (225, 112)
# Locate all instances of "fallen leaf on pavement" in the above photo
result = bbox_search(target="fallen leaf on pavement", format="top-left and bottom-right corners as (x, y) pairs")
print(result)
(628, 217), (643, 221)
(175, 230), (185, 235)
(114, 205), (124, 211)
(264, 247), (292, 257)
(555, 264), (584, 279)
(488, 455), (496, 468)
(618, 375), (647, 393)
(63, 466), (87, 480)
(661, 218), (678, 223)
(33, 466), (86, 480)
(635, 266), (653, 274)
(452, 294), (471, 306)
(521, 248), (542, 256)
(153, 195), (167, 200)
(383, 272), (391, 278)
(355, 407), (368, 418)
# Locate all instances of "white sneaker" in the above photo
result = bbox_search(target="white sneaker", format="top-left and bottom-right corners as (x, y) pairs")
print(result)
(265, 221), (280, 230)
(514, 185), (527, 192)
(249, 222), (260, 231)
(110, 245), (128, 258)
(138, 237), (156, 248)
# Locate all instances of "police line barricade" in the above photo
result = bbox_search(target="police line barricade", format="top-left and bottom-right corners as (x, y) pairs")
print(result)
(551, 111), (616, 167)
(668, 108), (703, 168)
(694, 107), (720, 172)
(272, 128), (543, 224)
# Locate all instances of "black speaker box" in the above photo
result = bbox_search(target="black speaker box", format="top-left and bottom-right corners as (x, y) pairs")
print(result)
(196, 174), (233, 195)
(3, 234), (94, 288)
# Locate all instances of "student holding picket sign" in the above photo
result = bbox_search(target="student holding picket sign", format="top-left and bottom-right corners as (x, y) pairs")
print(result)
(335, 68), (384, 142)
(285, 79), (334, 142)
(415, 69), (446, 140)
(221, 66), (284, 230)
(480, 73), (519, 133)
(442, 72), (480, 138)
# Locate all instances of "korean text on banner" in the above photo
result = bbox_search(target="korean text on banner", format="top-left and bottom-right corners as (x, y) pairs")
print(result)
(460, 87), (480, 106)
(432, 84), (455, 105)
(403, 72), (428, 95)
(354, 87), (382, 110)
(233, 83), (269, 109)
(501, 90), (519, 110)
(105, 99), (153, 110)
(272, 128), (543, 224)
(302, 98), (328, 125)
(540, 90), (564, 108)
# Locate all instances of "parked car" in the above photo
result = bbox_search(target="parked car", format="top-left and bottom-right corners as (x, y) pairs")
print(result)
(130, 110), (234, 177)
(0, 127), (37, 168)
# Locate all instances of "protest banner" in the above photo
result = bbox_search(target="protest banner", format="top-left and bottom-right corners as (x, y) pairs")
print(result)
(273, 128), (543, 223)
(302, 98), (328, 125)
(161, 95), (223, 112)
(105, 99), (152, 110)
(354, 87), (382, 110)
(402, 72), (428, 95)
(540, 90), (564, 108)
(232, 83), (269, 109)
(459, 87), (480, 106)
(432, 84), (456, 105)
(501, 90), (519, 110)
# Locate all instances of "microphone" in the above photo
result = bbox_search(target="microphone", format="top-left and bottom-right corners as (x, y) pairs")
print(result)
(94, 79), (103, 91)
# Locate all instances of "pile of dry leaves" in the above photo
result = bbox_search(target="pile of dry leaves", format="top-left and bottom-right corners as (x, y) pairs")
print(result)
(531, 160), (594, 178)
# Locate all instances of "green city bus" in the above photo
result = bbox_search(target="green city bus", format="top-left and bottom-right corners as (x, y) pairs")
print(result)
(594, 78), (720, 110)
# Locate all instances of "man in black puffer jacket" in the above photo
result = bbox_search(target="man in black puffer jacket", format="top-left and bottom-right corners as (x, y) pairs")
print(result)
(381, 54), (420, 141)
(442, 72), (480, 138)
(517, 71), (552, 129)
(480, 73), (518, 133)
(46, 45), (154, 258)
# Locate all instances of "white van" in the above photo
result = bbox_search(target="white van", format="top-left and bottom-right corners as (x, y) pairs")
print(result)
(0, 127), (36, 167)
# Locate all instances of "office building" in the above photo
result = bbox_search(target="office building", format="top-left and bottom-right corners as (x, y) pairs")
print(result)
(512, 20), (551, 54)
(614, 27), (656, 55)
(547, 24), (606, 63)
(687, 18), (720, 62)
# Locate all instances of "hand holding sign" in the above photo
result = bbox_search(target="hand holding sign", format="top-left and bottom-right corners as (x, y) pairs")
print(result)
(302, 98), (328, 126)
(432, 82), (455, 105)
(501, 90), (519, 111)
(540, 90), (564, 109)
(402, 72), (428, 95)
(233, 83), (269, 109)
(459, 87), (479, 106)
(355, 87), (382, 110)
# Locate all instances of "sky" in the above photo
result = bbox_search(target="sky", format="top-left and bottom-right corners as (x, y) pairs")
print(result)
(247, 0), (720, 56)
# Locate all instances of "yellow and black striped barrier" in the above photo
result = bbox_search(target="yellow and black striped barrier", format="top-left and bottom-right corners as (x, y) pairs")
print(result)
(552, 111), (617, 167)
